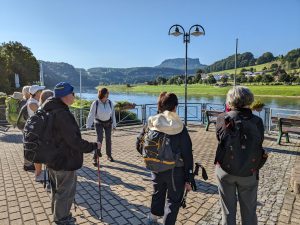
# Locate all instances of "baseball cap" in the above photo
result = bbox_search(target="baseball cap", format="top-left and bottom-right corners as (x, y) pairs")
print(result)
(29, 85), (45, 95)
(54, 82), (74, 98)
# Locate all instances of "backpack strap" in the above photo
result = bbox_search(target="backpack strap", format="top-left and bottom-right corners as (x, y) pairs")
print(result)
(95, 100), (99, 117)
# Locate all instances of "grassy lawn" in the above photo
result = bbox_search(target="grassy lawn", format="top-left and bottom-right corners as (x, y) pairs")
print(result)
(210, 61), (300, 75)
(107, 84), (300, 97)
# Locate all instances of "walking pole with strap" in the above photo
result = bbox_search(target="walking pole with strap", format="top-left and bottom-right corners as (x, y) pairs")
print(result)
(181, 162), (208, 208)
(97, 153), (103, 220)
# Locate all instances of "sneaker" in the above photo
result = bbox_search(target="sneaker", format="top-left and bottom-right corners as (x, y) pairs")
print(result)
(24, 164), (35, 171)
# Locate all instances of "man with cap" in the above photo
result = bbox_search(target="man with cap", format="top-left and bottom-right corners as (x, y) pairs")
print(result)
(27, 85), (46, 181)
(42, 82), (101, 225)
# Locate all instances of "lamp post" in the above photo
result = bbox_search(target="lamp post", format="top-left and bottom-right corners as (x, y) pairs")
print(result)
(168, 24), (205, 125)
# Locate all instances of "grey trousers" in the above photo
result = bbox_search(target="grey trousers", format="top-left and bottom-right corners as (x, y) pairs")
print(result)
(215, 165), (258, 225)
(95, 122), (112, 157)
(48, 169), (77, 222)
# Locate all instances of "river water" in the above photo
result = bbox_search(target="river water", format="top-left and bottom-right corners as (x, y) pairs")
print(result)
(80, 91), (300, 111)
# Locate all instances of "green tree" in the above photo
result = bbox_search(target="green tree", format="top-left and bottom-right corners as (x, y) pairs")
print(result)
(254, 75), (263, 83)
(156, 76), (167, 85)
(247, 76), (254, 83)
(278, 73), (290, 83)
(220, 75), (228, 84)
(261, 74), (274, 83)
(0, 41), (39, 93)
(207, 74), (216, 84)
(256, 52), (275, 64)
(194, 69), (202, 83)
(237, 74), (247, 83)
(270, 63), (279, 70)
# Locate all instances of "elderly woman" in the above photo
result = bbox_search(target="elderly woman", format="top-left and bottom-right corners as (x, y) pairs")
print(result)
(215, 86), (266, 225)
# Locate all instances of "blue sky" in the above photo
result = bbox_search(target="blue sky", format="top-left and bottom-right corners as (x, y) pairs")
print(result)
(1, 0), (299, 69)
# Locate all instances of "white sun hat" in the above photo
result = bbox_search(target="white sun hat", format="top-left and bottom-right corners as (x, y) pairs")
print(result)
(29, 85), (45, 95)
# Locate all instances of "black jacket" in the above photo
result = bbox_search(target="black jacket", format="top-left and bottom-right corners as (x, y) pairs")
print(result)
(43, 97), (97, 171)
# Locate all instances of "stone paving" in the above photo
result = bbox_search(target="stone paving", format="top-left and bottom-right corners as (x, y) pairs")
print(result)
(0, 125), (299, 225)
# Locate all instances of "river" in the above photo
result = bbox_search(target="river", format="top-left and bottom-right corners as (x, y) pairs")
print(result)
(79, 91), (300, 111)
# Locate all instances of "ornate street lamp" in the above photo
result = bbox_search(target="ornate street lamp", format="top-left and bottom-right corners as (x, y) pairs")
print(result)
(168, 24), (205, 124)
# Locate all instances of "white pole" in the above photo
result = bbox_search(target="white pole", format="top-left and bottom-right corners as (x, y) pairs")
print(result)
(40, 62), (44, 86)
(234, 38), (238, 86)
(80, 70), (82, 128)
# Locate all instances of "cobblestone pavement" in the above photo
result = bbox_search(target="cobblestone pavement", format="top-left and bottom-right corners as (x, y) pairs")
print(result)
(0, 125), (299, 225)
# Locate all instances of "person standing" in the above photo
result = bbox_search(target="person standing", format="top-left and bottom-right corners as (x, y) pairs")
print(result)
(138, 92), (195, 225)
(43, 82), (101, 225)
(19, 85), (34, 171)
(215, 86), (266, 225)
(27, 85), (45, 181)
(86, 87), (116, 163)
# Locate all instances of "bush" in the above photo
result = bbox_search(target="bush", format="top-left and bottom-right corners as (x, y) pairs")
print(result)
(251, 100), (265, 111)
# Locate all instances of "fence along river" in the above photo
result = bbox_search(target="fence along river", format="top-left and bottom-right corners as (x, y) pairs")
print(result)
(74, 91), (300, 131)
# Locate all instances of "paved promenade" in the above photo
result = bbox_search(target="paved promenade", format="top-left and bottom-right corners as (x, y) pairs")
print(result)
(0, 125), (299, 225)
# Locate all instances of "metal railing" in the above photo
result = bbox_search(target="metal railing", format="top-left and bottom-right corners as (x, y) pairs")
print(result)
(1, 103), (299, 133)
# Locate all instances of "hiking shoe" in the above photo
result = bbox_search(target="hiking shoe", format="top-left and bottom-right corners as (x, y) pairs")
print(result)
(55, 214), (76, 225)
(107, 156), (114, 162)
(66, 214), (76, 223)
(24, 164), (35, 171)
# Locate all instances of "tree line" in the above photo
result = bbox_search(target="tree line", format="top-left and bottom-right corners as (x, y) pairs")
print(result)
(149, 64), (300, 86)
(205, 49), (300, 73)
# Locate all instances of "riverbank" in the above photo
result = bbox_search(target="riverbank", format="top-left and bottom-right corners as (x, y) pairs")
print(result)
(106, 84), (300, 97)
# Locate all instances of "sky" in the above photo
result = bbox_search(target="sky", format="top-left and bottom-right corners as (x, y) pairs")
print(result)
(0, 0), (299, 69)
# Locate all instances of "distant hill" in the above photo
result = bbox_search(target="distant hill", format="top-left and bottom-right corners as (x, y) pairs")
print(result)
(156, 58), (206, 70)
(40, 58), (205, 88)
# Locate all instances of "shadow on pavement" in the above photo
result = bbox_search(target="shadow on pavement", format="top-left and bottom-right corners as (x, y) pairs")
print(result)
(0, 132), (23, 143)
(79, 166), (146, 191)
(76, 166), (149, 224)
(101, 164), (150, 177)
(265, 147), (300, 156)
(194, 179), (218, 194)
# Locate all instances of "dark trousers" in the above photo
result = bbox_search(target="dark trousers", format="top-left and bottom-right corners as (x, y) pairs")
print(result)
(94, 122), (112, 157)
(216, 165), (258, 225)
(48, 169), (77, 223)
(151, 167), (185, 225)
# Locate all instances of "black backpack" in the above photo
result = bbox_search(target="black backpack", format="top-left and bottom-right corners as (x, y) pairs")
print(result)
(215, 111), (267, 176)
(23, 108), (62, 164)
(138, 128), (183, 173)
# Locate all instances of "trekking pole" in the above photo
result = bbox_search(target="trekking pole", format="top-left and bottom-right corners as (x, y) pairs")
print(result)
(97, 153), (103, 220)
